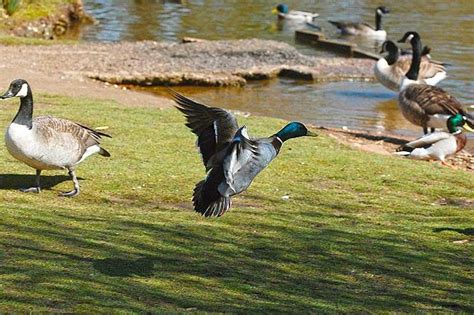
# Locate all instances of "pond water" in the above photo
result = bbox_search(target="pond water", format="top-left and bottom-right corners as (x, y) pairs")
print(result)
(78, 0), (473, 145)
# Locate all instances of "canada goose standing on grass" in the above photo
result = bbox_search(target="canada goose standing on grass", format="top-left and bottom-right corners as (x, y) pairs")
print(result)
(0, 79), (111, 197)
(397, 32), (474, 134)
(374, 40), (447, 91)
(395, 114), (473, 167)
(329, 6), (389, 38)
(171, 90), (317, 217)
(272, 4), (319, 22)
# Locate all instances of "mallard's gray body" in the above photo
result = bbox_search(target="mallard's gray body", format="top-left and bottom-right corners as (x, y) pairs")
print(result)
(172, 90), (314, 217)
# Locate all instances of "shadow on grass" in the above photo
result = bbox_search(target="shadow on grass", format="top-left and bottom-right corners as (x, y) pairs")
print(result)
(93, 257), (155, 277)
(0, 207), (473, 313)
(433, 227), (474, 235)
(0, 174), (76, 190)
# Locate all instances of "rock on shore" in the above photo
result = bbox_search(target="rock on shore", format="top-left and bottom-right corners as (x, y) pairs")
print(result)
(0, 39), (374, 87)
(87, 39), (375, 86)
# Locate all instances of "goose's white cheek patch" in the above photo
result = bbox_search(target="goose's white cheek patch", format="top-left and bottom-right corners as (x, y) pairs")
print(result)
(16, 84), (29, 98)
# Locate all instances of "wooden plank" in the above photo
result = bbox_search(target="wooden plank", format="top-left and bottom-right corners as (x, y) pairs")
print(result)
(295, 29), (381, 60)
(352, 48), (381, 60)
(316, 38), (355, 55)
(294, 30), (326, 43)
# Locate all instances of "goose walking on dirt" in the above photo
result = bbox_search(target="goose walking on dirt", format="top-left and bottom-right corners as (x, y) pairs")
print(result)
(397, 32), (474, 134)
(0, 79), (111, 197)
(171, 90), (317, 217)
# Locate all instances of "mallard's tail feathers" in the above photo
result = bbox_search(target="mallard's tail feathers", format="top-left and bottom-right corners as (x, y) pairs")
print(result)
(193, 180), (231, 217)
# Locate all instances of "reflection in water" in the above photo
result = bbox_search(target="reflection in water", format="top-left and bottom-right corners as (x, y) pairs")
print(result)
(79, 0), (473, 150)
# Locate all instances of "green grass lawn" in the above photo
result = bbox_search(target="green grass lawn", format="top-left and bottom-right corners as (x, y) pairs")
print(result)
(0, 94), (473, 313)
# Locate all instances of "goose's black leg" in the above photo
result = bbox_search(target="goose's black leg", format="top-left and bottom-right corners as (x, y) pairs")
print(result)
(423, 126), (428, 135)
(430, 127), (435, 133)
(59, 168), (80, 197)
(20, 169), (41, 193)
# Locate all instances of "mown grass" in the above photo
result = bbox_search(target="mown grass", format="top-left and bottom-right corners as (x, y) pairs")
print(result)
(0, 93), (473, 313)
(0, 34), (75, 45)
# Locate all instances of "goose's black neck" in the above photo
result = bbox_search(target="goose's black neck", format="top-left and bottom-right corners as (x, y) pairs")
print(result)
(12, 90), (33, 129)
(385, 46), (399, 65)
(406, 36), (422, 80)
(375, 12), (382, 30)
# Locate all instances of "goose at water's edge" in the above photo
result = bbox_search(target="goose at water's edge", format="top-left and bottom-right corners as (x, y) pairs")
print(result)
(397, 31), (474, 134)
(171, 90), (317, 217)
(374, 40), (447, 92)
(0, 79), (111, 197)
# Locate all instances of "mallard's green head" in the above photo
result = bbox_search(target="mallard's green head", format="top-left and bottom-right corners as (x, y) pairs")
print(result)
(275, 122), (317, 142)
(447, 114), (473, 133)
(273, 4), (289, 14)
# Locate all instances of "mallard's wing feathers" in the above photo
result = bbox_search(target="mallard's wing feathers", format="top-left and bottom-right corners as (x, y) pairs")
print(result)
(290, 10), (318, 18)
(402, 132), (451, 149)
(171, 90), (239, 169)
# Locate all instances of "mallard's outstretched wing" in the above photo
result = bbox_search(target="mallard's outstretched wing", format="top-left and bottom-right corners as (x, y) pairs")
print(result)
(171, 90), (239, 170)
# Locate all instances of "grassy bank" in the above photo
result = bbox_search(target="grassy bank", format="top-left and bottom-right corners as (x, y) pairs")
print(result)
(2, 0), (77, 21)
(0, 94), (472, 312)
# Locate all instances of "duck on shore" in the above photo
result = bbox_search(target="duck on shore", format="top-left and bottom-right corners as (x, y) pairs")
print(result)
(0, 79), (111, 196)
(329, 6), (390, 38)
(397, 31), (474, 134)
(171, 90), (317, 217)
(374, 40), (447, 91)
(395, 114), (473, 167)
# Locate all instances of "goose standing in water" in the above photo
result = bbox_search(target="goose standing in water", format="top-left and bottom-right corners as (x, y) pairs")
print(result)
(395, 114), (473, 167)
(374, 40), (447, 91)
(171, 90), (317, 217)
(0, 79), (111, 197)
(397, 32), (474, 134)
(329, 6), (390, 39)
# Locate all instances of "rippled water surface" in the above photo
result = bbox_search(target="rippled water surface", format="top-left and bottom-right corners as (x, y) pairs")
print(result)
(79, 0), (473, 144)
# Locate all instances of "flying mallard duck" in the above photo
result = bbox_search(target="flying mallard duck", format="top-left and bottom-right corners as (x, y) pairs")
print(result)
(329, 6), (390, 38)
(395, 114), (473, 167)
(374, 40), (447, 91)
(171, 90), (317, 217)
(0, 79), (111, 196)
(397, 31), (474, 134)
(272, 3), (319, 22)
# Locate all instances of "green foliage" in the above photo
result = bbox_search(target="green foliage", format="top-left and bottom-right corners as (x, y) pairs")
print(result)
(2, 0), (21, 15)
(0, 94), (472, 312)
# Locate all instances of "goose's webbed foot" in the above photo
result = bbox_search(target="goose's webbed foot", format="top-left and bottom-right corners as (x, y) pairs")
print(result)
(59, 168), (80, 197)
(59, 188), (80, 197)
(20, 186), (41, 193)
